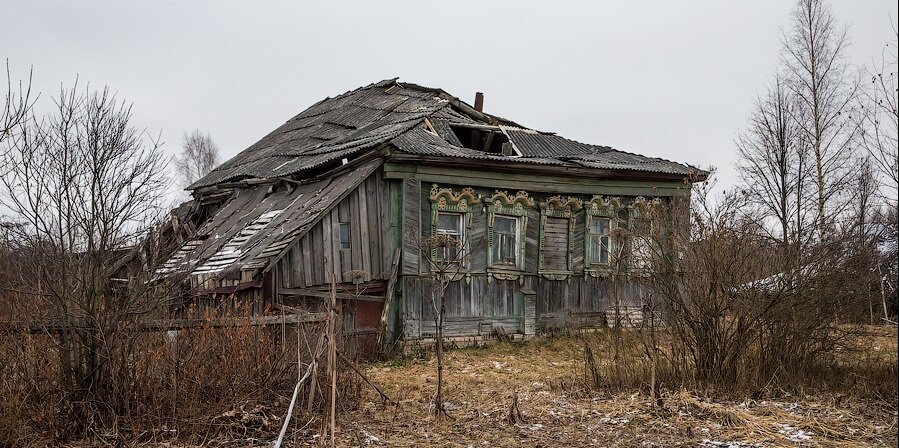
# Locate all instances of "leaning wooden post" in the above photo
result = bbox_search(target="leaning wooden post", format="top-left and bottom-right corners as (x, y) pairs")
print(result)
(328, 273), (338, 447)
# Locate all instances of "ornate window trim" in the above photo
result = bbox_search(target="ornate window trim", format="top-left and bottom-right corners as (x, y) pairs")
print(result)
(485, 190), (533, 277)
(429, 185), (480, 270)
(538, 196), (582, 279)
(584, 195), (623, 277)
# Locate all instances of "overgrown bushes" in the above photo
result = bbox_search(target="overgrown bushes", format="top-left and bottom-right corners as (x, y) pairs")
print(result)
(0, 304), (353, 445)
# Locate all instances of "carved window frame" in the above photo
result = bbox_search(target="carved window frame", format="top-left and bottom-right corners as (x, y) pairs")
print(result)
(585, 195), (623, 277)
(485, 190), (533, 275)
(429, 184), (479, 271)
(538, 196), (582, 279)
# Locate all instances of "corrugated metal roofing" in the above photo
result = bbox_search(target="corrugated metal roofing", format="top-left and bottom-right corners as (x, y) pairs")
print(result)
(189, 78), (706, 191)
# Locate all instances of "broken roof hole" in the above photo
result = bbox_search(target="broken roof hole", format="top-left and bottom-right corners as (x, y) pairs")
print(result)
(449, 124), (510, 155)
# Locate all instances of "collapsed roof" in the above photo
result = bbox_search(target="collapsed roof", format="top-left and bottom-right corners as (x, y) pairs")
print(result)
(189, 78), (706, 191)
(163, 79), (707, 284)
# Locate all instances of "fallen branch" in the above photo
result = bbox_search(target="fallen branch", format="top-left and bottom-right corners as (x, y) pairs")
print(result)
(273, 360), (317, 448)
(338, 350), (393, 404)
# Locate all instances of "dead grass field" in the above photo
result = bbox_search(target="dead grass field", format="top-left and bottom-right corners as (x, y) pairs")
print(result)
(309, 329), (898, 448)
(53, 326), (898, 447)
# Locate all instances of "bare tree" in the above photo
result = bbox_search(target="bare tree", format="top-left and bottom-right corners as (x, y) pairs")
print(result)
(782, 0), (862, 234)
(176, 129), (220, 189)
(415, 231), (478, 420)
(0, 83), (169, 437)
(737, 73), (814, 247)
(1, 60), (35, 145)
(858, 20), (899, 197)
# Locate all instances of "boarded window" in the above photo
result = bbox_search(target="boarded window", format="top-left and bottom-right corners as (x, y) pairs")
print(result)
(492, 215), (518, 266)
(436, 212), (463, 263)
(588, 217), (611, 265)
(542, 217), (569, 271)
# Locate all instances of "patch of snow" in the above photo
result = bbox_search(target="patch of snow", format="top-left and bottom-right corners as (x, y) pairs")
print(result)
(701, 440), (762, 448)
(599, 416), (630, 425)
(778, 424), (813, 442)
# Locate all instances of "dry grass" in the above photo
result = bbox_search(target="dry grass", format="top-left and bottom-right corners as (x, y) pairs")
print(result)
(320, 330), (898, 447)
(4, 326), (896, 447)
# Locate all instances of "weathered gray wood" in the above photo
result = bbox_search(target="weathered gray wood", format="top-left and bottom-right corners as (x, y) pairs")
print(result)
(376, 249), (401, 349)
(383, 162), (689, 197)
(279, 287), (384, 302)
(322, 212), (333, 281)
(542, 217), (569, 271)
(357, 186), (371, 280)
(329, 208), (342, 282)
(366, 174), (382, 278)
(401, 179), (420, 274)
(525, 208), (539, 273)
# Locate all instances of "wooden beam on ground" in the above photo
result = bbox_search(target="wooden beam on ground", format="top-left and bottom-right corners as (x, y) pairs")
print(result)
(278, 287), (385, 302)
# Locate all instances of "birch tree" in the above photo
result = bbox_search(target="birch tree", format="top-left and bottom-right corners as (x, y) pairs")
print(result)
(176, 129), (220, 189)
(782, 0), (861, 234)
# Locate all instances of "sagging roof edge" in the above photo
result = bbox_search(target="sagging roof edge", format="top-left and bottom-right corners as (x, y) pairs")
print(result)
(385, 152), (709, 184)
(254, 157), (385, 278)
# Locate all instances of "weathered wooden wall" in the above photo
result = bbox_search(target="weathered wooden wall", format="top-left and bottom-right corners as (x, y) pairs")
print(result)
(270, 169), (681, 345)
(275, 169), (390, 288)
(397, 179), (669, 341)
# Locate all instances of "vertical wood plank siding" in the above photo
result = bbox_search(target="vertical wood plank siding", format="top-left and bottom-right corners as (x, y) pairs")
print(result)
(276, 169), (390, 288)
(275, 172), (678, 342)
(396, 182), (673, 340)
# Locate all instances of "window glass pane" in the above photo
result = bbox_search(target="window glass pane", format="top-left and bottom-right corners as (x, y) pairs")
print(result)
(494, 216), (515, 234)
(339, 222), (351, 249)
(492, 216), (518, 265)
(435, 212), (462, 263)
(588, 217), (611, 265)
(600, 235), (610, 264)
(590, 217), (610, 235)
(437, 213), (462, 234)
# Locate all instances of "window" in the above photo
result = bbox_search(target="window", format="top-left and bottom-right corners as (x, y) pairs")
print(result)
(631, 218), (652, 269)
(584, 195), (623, 275)
(538, 196), (581, 275)
(435, 212), (463, 263)
(492, 215), (518, 266)
(542, 216), (570, 271)
(588, 217), (611, 265)
(485, 190), (533, 272)
(338, 222), (351, 250)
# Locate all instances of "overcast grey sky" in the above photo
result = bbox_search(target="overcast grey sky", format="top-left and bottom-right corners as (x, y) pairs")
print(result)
(2, 1), (896, 198)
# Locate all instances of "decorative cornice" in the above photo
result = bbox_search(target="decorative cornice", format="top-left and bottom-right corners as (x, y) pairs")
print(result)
(485, 190), (535, 211)
(430, 184), (479, 212)
(587, 195), (623, 216)
(540, 196), (583, 218)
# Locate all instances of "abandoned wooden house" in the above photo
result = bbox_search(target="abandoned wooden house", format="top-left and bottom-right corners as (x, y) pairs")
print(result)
(158, 79), (707, 350)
